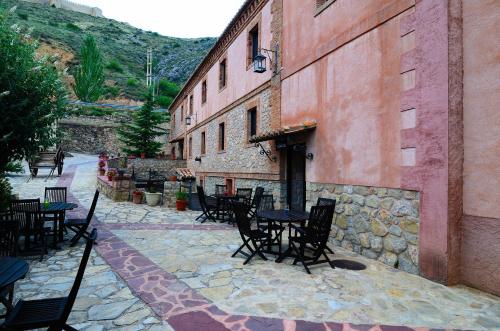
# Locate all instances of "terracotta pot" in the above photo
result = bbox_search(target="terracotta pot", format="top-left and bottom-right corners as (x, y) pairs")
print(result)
(176, 200), (187, 211)
(170, 175), (177, 182)
(132, 193), (142, 204)
(140, 153), (146, 159)
(98, 169), (105, 176)
(107, 175), (114, 181)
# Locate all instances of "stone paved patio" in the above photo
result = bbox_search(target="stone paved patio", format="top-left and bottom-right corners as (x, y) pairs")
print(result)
(4, 154), (500, 330)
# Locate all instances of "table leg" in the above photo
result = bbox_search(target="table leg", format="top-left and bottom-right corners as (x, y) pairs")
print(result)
(58, 211), (65, 242)
(267, 220), (273, 252)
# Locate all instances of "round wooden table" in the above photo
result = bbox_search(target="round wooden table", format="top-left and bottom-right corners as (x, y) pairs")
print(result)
(0, 257), (29, 316)
(42, 202), (78, 249)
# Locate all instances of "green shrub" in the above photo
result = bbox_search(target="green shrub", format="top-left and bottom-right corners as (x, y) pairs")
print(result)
(172, 42), (180, 48)
(126, 78), (138, 87)
(47, 19), (58, 27)
(5, 162), (24, 174)
(106, 59), (123, 73)
(65, 23), (81, 32)
(0, 176), (12, 212)
(104, 85), (120, 97)
(17, 13), (28, 20)
(158, 80), (180, 98)
(156, 95), (173, 108)
(175, 191), (188, 201)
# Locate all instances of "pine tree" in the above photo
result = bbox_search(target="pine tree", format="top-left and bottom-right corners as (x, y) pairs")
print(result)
(73, 34), (104, 102)
(118, 91), (169, 157)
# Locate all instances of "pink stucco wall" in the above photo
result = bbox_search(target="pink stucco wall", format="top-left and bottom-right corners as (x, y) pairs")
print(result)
(281, 0), (411, 188)
(182, 2), (273, 130)
(463, 0), (500, 219)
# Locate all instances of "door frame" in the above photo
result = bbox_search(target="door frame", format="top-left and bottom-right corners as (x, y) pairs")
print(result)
(286, 144), (306, 211)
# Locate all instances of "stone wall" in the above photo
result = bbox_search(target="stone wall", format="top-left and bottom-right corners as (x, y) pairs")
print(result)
(96, 176), (130, 202)
(127, 159), (187, 178)
(163, 181), (180, 208)
(306, 182), (420, 274)
(59, 118), (124, 155)
(22, 0), (103, 17)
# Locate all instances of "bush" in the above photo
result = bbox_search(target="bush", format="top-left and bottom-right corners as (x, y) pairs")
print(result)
(126, 78), (138, 87)
(65, 23), (81, 32)
(158, 80), (180, 98)
(106, 59), (123, 73)
(176, 191), (188, 201)
(0, 176), (12, 212)
(104, 85), (120, 97)
(47, 19), (58, 27)
(172, 42), (180, 48)
(17, 13), (28, 20)
(5, 162), (24, 174)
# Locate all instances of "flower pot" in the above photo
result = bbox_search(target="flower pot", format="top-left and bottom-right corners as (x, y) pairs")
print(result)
(132, 193), (142, 204)
(176, 200), (187, 211)
(129, 155), (136, 159)
(145, 192), (162, 206)
(170, 175), (177, 182)
(98, 169), (106, 176)
(140, 153), (146, 159)
(107, 175), (113, 181)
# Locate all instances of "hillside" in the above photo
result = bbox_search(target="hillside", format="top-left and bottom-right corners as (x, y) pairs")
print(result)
(0, 0), (217, 100)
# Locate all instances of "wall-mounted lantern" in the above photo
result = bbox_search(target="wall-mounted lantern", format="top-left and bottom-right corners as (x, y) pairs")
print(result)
(185, 114), (198, 126)
(253, 43), (280, 75)
(194, 156), (202, 162)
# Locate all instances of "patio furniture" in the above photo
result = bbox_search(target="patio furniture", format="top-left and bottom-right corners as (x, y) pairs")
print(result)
(28, 147), (65, 181)
(44, 187), (67, 204)
(231, 201), (269, 265)
(10, 199), (46, 261)
(41, 202), (78, 249)
(288, 205), (335, 274)
(64, 190), (99, 247)
(196, 186), (217, 223)
(0, 257), (29, 318)
(316, 197), (336, 254)
(256, 209), (309, 262)
(2, 229), (97, 331)
(0, 218), (19, 257)
(215, 184), (227, 196)
(256, 195), (285, 254)
(248, 186), (265, 219)
(236, 188), (253, 204)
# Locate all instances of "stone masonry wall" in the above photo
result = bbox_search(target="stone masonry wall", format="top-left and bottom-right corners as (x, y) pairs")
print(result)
(127, 159), (187, 178)
(306, 182), (420, 274)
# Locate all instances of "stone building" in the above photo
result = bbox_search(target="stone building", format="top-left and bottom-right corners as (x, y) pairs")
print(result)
(168, 0), (500, 297)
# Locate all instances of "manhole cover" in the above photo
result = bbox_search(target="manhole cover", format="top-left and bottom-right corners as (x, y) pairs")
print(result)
(332, 259), (366, 270)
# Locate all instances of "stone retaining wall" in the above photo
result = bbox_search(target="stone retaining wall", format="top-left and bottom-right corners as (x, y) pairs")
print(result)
(128, 159), (187, 178)
(307, 182), (420, 274)
(96, 176), (130, 202)
(163, 181), (180, 208)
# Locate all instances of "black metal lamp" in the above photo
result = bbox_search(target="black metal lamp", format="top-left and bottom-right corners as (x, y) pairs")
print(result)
(185, 115), (192, 126)
(253, 53), (267, 73)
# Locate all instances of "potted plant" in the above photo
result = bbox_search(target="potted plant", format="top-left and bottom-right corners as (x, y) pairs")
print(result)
(176, 191), (188, 211)
(144, 187), (162, 206)
(107, 170), (116, 181)
(98, 160), (106, 176)
(128, 154), (136, 160)
(132, 190), (143, 204)
(140, 152), (146, 159)
(170, 175), (177, 182)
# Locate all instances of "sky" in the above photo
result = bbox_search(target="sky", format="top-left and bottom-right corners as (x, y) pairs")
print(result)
(76, 0), (246, 38)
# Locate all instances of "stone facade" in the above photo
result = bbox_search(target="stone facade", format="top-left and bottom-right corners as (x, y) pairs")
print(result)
(96, 176), (130, 202)
(163, 181), (180, 208)
(127, 159), (187, 178)
(306, 182), (420, 274)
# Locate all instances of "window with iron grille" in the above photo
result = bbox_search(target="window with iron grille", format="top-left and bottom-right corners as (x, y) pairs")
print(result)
(218, 122), (225, 151)
(248, 107), (257, 140)
(189, 95), (194, 115)
(219, 58), (227, 90)
(201, 131), (206, 155)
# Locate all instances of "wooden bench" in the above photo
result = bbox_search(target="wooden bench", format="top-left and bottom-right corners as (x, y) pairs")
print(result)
(28, 147), (65, 181)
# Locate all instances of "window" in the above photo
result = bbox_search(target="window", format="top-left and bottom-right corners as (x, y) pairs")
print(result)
(315, 0), (335, 15)
(189, 95), (194, 115)
(248, 107), (257, 140)
(219, 58), (227, 90)
(188, 136), (192, 158)
(247, 24), (259, 67)
(225, 178), (234, 195)
(201, 131), (206, 155)
(172, 113), (176, 128)
(218, 122), (225, 151)
(181, 105), (184, 123)
(201, 80), (207, 104)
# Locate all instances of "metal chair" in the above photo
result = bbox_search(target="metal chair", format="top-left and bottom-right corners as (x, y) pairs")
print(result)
(289, 205), (335, 274)
(2, 229), (98, 331)
(64, 190), (99, 247)
(10, 199), (46, 261)
(231, 201), (269, 265)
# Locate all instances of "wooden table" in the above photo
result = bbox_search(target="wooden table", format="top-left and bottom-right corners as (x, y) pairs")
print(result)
(42, 202), (78, 249)
(0, 257), (29, 316)
(256, 209), (309, 262)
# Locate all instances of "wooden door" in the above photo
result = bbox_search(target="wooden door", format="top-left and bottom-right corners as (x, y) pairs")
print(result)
(287, 146), (306, 211)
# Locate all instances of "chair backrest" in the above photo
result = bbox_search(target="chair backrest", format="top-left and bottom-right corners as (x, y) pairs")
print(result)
(231, 201), (253, 237)
(44, 187), (67, 203)
(197, 185), (210, 214)
(251, 186), (265, 209)
(86, 190), (100, 224)
(61, 228), (97, 323)
(257, 194), (275, 212)
(236, 188), (253, 202)
(10, 199), (41, 231)
(215, 184), (227, 196)
(0, 217), (19, 257)
(306, 205), (335, 247)
(316, 197), (336, 207)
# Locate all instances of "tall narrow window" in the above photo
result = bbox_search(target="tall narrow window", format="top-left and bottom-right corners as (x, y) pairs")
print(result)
(247, 24), (259, 67)
(188, 136), (192, 158)
(201, 80), (207, 104)
(219, 58), (227, 90)
(189, 95), (194, 115)
(248, 107), (257, 140)
(218, 122), (225, 151)
(201, 131), (206, 155)
(181, 105), (184, 123)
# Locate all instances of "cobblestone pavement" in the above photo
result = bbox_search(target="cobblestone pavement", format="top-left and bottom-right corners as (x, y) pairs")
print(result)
(5, 154), (500, 331)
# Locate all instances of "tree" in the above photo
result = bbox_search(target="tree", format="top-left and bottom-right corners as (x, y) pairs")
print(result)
(118, 91), (169, 158)
(73, 34), (105, 102)
(0, 12), (67, 174)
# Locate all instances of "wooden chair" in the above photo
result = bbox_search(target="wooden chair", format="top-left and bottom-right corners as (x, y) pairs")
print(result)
(316, 198), (336, 254)
(64, 190), (99, 247)
(196, 186), (217, 223)
(236, 188), (253, 204)
(44, 187), (67, 203)
(231, 201), (269, 265)
(256, 195), (284, 246)
(0, 218), (19, 257)
(2, 229), (97, 331)
(288, 205), (335, 274)
(215, 184), (227, 196)
(10, 199), (46, 261)
(248, 186), (265, 219)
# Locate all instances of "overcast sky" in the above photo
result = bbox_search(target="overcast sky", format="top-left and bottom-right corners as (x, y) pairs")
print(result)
(76, 0), (246, 38)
